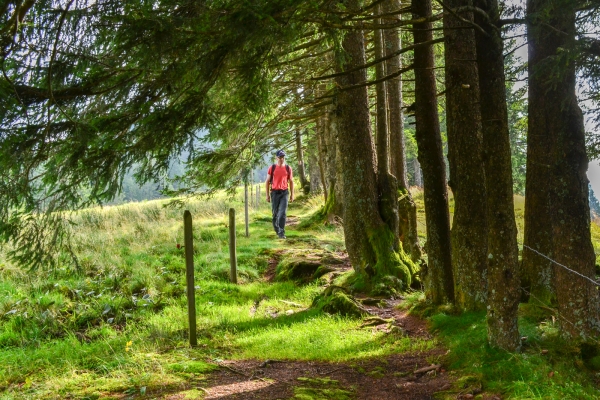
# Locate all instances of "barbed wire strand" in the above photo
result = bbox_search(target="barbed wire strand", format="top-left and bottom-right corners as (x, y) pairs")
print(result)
(522, 245), (600, 287)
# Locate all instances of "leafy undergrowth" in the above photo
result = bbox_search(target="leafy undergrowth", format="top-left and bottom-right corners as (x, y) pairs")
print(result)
(404, 292), (600, 399)
(0, 191), (430, 399)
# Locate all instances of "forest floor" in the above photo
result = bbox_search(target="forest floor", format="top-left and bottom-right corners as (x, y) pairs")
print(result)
(202, 282), (449, 399)
(2, 192), (600, 399)
(182, 246), (497, 400)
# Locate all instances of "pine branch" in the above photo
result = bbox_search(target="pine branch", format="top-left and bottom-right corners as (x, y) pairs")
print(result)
(312, 39), (441, 81)
(339, 63), (414, 91)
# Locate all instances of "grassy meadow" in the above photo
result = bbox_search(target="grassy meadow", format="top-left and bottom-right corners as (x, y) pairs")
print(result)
(0, 188), (599, 399)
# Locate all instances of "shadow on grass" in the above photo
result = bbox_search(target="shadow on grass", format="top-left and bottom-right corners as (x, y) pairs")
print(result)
(430, 310), (600, 399)
(208, 308), (322, 334)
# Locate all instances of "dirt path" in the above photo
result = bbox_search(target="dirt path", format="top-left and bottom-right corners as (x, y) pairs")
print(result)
(200, 299), (452, 399)
(197, 241), (453, 399)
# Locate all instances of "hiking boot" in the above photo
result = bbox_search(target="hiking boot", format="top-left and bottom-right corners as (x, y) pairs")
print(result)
(278, 234), (287, 239)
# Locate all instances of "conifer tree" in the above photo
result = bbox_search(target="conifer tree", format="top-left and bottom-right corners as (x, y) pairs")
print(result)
(443, 0), (488, 311)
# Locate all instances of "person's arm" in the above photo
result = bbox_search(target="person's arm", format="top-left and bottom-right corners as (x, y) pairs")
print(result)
(265, 171), (271, 203)
(289, 170), (294, 202)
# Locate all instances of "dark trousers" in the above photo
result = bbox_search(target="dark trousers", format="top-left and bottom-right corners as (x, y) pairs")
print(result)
(271, 189), (289, 236)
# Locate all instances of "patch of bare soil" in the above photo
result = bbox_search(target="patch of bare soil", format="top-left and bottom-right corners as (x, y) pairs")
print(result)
(264, 250), (284, 282)
(285, 215), (300, 227)
(201, 297), (454, 400)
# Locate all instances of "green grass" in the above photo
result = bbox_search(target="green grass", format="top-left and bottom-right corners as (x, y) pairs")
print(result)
(424, 306), (600, 399)
(293, 377), (354, 399)
(1, 188), (599, 399)
(0, 191), (428, 398)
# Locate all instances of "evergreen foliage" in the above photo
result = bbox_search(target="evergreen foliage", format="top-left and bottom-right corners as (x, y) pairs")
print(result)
(2, 0), (600, 348)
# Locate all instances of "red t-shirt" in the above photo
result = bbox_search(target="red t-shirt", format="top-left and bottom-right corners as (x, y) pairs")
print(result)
(268, 164), (293, 190)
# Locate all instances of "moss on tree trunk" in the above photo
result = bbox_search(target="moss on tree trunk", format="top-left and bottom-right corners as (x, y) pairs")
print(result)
(333, 0), (416, 293)
(382, 0), (422, 263)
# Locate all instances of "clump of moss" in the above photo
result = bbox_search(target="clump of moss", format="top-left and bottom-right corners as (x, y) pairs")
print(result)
(366, 225), (419, 290)
(275, 250), (342, 283)
(293, 376), (353, 400)
(311, 286), (370, 318)
(371, 275), (404, 296)
(276, 257), (323, 282)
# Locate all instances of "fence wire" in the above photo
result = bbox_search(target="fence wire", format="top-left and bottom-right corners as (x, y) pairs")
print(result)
(522, 245), (600, 287)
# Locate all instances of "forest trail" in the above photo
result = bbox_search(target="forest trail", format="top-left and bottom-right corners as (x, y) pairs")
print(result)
(195, 246), (455, 399)
(200, 301), (451, 399)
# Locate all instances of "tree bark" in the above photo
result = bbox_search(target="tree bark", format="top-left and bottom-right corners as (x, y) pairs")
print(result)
(443, 0), (488, 311)
(334, 0), (415, 289)
(295, 128), (309, 194)
(316, 120), (328, 202)
(323, 101), (343, 218)
(527, 0), (600, 338)
(374, 3), (401, 253)
(383, 0), (422, 263)
(521, 0), (557, 305)
(413, 158), (423, 187)
(412, 0), (454, 304)
(307, 128), (322, 195)
(374, 6), (389, 177)
(474, 0), (521, 351)
(331, 109), (345, 218)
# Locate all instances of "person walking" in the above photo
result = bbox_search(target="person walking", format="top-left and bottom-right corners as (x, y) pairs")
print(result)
(266, 150), (294, 239)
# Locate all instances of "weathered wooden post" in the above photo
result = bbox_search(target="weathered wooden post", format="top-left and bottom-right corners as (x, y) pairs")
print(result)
(183, 210), (197, 347)
(250, 170), (254, 208)
(244, 181), (249, 237)
(228, 208), (238, 284)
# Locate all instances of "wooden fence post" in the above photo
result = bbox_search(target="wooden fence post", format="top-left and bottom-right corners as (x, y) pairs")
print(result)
(229, 208), (238, 284)
(250, 170), (254, 208)
(244, 181), (249, 237)
(183, 210), (197, 347)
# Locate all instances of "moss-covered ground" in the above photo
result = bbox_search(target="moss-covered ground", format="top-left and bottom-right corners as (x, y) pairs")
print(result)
(1, 189), (599, 399)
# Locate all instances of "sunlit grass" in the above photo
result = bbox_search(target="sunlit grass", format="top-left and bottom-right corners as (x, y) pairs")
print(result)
(426, 306), (600, 399)
(2, 188), (598, 399)
(0, 191), (431, 398)
(234, 314), (434, 361)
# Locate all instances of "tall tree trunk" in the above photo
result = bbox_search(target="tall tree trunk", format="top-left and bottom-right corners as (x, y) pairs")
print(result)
(383, 0), (422, 262)
(527, 0), (600, 338)
(334, 0), (415, 289)
(307, 129), (322, 194)
(374, 5), (389, 176)
(295, 128), (309, 194)
(316, 120), (328, 202)
(323, 103), (343, 218)
(374, 3), (400, 252)
(332, 110), (345, 218)
(521, 0), (557, 305)
(443, 0), (488, 311)
(474, 0), (521, 351)
(413, 158), (423, 187)
(412, 0), (454, 304)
